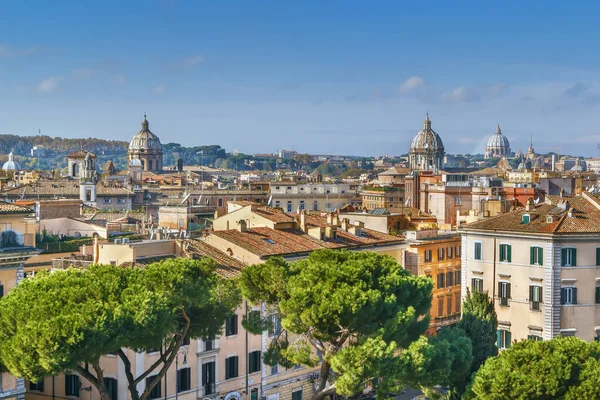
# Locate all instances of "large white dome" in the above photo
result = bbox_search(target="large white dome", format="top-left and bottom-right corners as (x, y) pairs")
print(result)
(2, 151), (20, 171)
(129, 116), (162, 152)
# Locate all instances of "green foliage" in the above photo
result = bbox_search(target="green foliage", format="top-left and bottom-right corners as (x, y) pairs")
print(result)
(240, 249), (456, 400)
(449, 290), (498, 399)
(0, 258), (240, 400)
(468, 337), (600, 400)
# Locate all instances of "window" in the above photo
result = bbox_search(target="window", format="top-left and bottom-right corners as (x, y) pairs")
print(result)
(447, 297), (453, 315)
(146, 376), (161, 400)
(177, 368), (191, 392)
(497, 329), (511, 349)
(438, 248), (445, 261)
(65, 374), (80, 397)
(0, 283), (3, 298)
(182, 336), (190, 346)
(561, 287), (577, 305)
(438, 298), (444, 316)
(117, 198), (126, 204)
(499, 244), (511, 263)
(313, 201), (318, 211)
(202, 362), (216, 395)
(596, 286), (600, 304)
(522, 214), (530, 224)
(249, 350), (261, 374)
(299, 200), (305, 210)
(456, 246), (461, 258)
(204, 339), (214, 351)
(527, 334), (542, 341)
(471, 278), (483, 293)
(455, 270), (461, 286)
(275, 201), (280, 208)
(271, 364), (279, 375)
(499, 281), (511, 306)
(424, 249), (432, 263)
(103, 198), (112, 204)
(225, 314), (238, 336)
(218, 198), (223, 207)
(437, 272), (445, 289)
(287, 201), (292, 212)
(530, 285), (542, 311)
(531, 246), (543, 266)
(447, 247), (453, 259)
(30, 379), (45, 392)
(103, 378), (118, 400)
(474, 242), (482, 260)
(561, 248), (577, 266)
(225, 356), (239, 379)
(268, 314), (281, 337)
(446, 271), (454, 287)
(292, 389), (303, 400)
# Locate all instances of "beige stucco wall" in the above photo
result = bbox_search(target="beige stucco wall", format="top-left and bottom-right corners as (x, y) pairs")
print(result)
(40, 218), (108, 239)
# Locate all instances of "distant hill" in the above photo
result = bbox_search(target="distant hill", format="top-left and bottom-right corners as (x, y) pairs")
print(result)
(0, 134), (128, 156)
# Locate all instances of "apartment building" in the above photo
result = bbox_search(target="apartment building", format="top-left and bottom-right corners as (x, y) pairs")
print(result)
(461, 192), (600, 348)
(360, 187), (405, 211)
(403, 230), (462, 335)
(0, 202), (41, 400)
(269, 182), (360, 212)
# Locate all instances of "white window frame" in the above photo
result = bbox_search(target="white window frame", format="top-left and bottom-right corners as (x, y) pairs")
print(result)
(562, 247), (576, 267)
(561, 287), (576, 305)
(531, 245), (544, 266)
(530, 284), (542, 311)
(499, 281), (510, 306)
(499, 243), (511, 263)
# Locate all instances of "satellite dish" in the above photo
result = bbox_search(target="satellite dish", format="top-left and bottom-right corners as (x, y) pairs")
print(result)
(534, 197), (540, 205)
(267, 195), (273, 206)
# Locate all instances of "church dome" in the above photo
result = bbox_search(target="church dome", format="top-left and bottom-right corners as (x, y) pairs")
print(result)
(484, 124), (511, 159)
(410, 113), (445, 152)
(129, 115), (162, 152)
(2, 150), (20, 171)
(129, 158), (143, 167)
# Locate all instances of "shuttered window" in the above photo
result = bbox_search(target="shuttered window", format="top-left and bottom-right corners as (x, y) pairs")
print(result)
(561, 248), (577, 267)
(530, 246), (543, 266)
(530, 285), (542, 311)
(499, 282), (511, 306)
(499, 244), (511, 263)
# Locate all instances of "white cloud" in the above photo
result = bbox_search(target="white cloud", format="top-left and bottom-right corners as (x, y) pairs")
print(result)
(398, 76), (425, 94)
(182, 55), (204, 69)
(37, 76), (61, 93)
(442, 86), (470, 102)
(153, 85), (167, 94)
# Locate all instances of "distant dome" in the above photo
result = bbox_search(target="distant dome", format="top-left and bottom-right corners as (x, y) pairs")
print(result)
(484, 124), (511, 159)
(129, 158), (143, 167)
(2, 150), (20, 171)
(408, 113), (445, 172)
(129, 115), (163, 152)
(410, 114), (445, 152)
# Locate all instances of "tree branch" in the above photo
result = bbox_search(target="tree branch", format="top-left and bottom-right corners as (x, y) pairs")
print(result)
(117, 349), (140, 400)
(133, 339), (177, 386)
(74, 362), (110, 400)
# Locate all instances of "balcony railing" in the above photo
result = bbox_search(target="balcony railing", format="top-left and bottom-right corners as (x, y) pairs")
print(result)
(51, 257), (94, 270)
(203, 383), (216, 396)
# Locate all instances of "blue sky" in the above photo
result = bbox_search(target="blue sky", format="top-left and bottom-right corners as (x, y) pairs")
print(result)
(1, 1), (600, 157)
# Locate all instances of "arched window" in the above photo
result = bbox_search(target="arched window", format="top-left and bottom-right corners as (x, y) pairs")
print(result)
(72, 163), (79, 177)
(149, 159), (154, 170)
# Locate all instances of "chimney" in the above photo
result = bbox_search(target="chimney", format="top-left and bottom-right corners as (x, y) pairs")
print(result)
(551, 154), (556, 172)
(568, 207), (575, 218)
(300, 210), (307, 232)
(326, 212), (334, 226)
(349, 221), (364, 236)
(237, 219), (248, 232)
(525, 197), (535, 211)
(560, 188), (565, 198)
(341, 218), (350, 231)
(332, 213), (339, 226)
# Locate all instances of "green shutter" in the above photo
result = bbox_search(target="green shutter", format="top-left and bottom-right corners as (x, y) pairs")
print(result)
(0, 283), (3, 298)
(561, 248), (566, 266)
(507, 245), (512, 263)
(572, 248), (577, 266)
(573, 287), (578, 304)
(506, 331), (512, 348)
(497, 330), (502, 347)
(538, 247), (543, 266)
(597, 248), (600, 266)
(499, 244), (505, 261)
(530, 247), (535, 264)
(507, 283), (511, 299)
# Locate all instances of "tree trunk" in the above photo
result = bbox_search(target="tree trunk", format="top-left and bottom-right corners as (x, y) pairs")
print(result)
(311, 361), (336, 400)
(74, 363), (111, 400)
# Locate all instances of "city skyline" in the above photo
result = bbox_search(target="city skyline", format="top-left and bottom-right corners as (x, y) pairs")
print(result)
(1, 1), (600, 156)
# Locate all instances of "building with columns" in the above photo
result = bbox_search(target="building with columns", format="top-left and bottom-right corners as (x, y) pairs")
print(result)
(408, 114), (445, 173)
(128, 115), (163, 172)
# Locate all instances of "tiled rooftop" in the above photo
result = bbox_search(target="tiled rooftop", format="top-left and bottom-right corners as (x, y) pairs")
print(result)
(0, 201), (33, 214)
(462, 194), (600, 234)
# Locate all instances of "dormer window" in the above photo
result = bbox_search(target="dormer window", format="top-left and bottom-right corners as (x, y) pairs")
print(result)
(522, 214), (530, 224)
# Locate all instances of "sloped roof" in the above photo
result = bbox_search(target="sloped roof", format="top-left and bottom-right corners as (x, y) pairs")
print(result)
(0, 201), (32, 214)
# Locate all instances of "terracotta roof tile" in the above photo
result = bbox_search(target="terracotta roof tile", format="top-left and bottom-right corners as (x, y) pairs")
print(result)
(0, 201), (32, 213)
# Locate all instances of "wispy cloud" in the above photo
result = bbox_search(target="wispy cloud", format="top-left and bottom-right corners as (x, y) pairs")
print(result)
(563, 82), (592, 98)
(442, 86), (471, 102)
(70, 68), (93, 79)
(0, 44), (39, 59)
(114, 74), (127, 85)
(37, 76), (61, 93)
(398, 76), (425, 94)
(441, 82), (508, 103)
(153, 85), (167, 94)
(181, 55), (204, 69)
